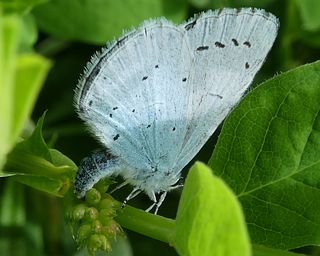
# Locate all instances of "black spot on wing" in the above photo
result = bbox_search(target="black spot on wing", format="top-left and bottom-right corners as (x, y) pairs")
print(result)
(113, 107), (118, 110)
(113, 134), (120, 141)
(147, 124), (151, 128)
(231, 38), (239, 46)
(155, 64), (159, 68)
(172, 127), (176, 131)
(215, 42), (225, 48)
(142, 76), (148, 81)
(88, 100), (93, 106)
(132, 109), (135, 113)
(245, 62), (250, 69)
(182, 78), (187, 82)
(243, 41), (251, 48)
(109, 113), (112, 118)
(197, 46), (209, 51)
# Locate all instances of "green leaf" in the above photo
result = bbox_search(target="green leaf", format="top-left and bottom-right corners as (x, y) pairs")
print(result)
(19, 13), (38, 52)
(12, 54), (51, 144)
(0, 13), (51, 169)
(208, 60), (320, 249)
(174, 162), (251, 256)
(13, 112), (51, 161)
(188, 0), (210, 8)
(190, 0), (275, 9)
(295, 0), (320, 31)
(252, 245), (306, 256)
(2, 114), (77, 197)
(32, 0), (188, 44)
(0, 0), (48, 14)
(0, 14), (20, 169)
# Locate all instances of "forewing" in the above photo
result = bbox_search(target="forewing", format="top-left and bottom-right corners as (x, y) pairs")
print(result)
(75, 19), (193, 171)
(173, 8), (279, 171)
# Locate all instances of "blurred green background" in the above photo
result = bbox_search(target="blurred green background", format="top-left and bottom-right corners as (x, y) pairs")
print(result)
(1, 0), (320, 255)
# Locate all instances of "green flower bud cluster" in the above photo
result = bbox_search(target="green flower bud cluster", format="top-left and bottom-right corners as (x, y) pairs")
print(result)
(67, 182), (122, 255)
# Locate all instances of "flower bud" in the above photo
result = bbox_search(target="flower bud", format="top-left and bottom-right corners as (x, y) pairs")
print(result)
(77, 224), (91, 243)
(86, 188), (101, 205)
(98, 195), (120, 211)
(99, 209), (115, 224)
(87, 234), (111, 254)
(101, 220), (122, 238)
(84, 207), (99, 222)
(91, 219), (103, 233)
(72, 204), (87, 221)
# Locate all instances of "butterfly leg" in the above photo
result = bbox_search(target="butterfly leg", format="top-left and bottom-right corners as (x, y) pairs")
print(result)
(110, 180), (129, 194)
(154, 192), (167, 215)
(145, 202), (156, 213)
(168, 184), (183, 191)
(122, 187), (141, 207)
(145, 191), (157, 212)
(146, 191), (167, 214)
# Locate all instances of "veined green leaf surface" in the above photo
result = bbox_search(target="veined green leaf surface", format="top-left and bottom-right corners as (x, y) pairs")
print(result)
(209, 61), (320, 249)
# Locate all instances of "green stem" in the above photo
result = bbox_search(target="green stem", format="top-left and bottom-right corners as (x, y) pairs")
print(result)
(115, 205), (176, 244)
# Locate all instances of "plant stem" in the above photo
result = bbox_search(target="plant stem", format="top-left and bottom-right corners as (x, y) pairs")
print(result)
(115, 205), (176, 244)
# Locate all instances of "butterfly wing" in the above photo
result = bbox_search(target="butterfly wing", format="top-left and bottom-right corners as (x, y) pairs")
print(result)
(171, 8), (279, 172)
(75, 18), (194, 177)
(75, 8), (279, 194)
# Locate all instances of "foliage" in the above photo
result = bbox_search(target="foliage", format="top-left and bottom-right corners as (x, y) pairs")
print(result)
(209, 61), (320, 250)
(1, 0), (320, 255)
